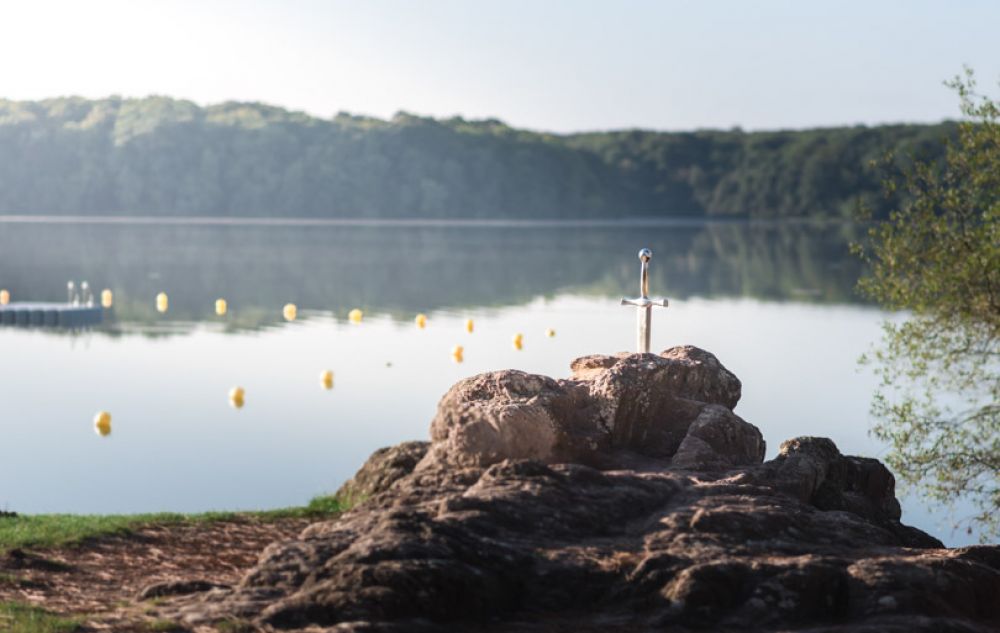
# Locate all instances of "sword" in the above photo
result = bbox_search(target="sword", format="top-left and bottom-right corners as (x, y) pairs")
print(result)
(621, 248), (669, 353)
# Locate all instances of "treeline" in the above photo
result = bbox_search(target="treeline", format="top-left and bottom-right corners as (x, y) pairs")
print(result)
(0, 96), (953, 219)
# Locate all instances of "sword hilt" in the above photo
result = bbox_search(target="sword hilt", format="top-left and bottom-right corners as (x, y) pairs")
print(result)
(621, 247), (669, 353)
(638, 248), (651, 298)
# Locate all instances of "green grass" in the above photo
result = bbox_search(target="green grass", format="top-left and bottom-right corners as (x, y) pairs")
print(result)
(0, 603), (196, 633)
(0, 496), (350, 633)
(0, 495), (346, 553)
(0, 602), (81, 633)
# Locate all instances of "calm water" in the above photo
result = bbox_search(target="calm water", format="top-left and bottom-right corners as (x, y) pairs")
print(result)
(0, 220), (978, 545)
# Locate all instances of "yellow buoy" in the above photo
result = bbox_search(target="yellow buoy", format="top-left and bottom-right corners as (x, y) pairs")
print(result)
(156, 292), (168, 313)
(465, 318), (474, 334)
(451, 344), (464, 363)
(283, 303), (297, 321)
(320, 369), (334, 390)
(545, 328), (556, 338)
(229, 386), (245, 409)
(215, 298), (228, 316)
(415, 313), (427, 329)
(512, 332), (524, 351)
(93, 411), (112, 437)
(349, 308), (363, 324)
(0, 289), (10, 305)
(101, 289), (113, 308)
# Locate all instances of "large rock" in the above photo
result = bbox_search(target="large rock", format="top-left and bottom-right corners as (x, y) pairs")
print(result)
(423, 370), (599, 468)
(425, 346), (758, 469)
(160, 348), (1000, 632)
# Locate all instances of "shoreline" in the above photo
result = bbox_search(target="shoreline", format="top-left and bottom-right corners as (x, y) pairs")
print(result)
(0, 214), (859, 229)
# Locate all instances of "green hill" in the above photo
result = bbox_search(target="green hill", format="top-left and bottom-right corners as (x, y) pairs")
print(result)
(0, 96), (953, 219)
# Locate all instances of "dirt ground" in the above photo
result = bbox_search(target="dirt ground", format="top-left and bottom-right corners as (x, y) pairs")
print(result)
(0, 517), (313, 631)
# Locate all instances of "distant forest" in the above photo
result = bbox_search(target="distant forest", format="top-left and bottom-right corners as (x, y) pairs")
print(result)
(0, 96), (954, 219)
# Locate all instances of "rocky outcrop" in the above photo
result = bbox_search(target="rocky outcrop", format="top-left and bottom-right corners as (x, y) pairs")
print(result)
(672, 404), (766, 469)
(137, 579), (230, 600)
(162, 347), (1000, 632)
(424, 346), (757, 470)
(333, 441), (430, 505)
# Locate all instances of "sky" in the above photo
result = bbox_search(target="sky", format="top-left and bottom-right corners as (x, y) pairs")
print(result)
(0, 0), (997, 133)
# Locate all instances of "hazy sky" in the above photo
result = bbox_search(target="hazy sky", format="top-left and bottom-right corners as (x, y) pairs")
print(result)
(1, 0), (997, 132)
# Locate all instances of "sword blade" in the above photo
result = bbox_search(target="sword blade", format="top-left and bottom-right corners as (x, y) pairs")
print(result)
(637, 305), (652, 353)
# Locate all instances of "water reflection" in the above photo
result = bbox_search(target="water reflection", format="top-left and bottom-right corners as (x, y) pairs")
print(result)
(0, 221), (866, 331)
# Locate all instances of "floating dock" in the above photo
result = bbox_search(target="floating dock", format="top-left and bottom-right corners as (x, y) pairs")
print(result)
(0, 302), (104, 327)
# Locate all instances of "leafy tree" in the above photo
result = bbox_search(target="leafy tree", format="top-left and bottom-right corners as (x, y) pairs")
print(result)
(857, 70), (1000, 538)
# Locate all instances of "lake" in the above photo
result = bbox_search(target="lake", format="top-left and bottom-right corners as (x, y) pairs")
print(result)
(0, 219), (979, 546)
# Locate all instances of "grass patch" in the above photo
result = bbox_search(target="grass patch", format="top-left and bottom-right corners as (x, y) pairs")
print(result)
(0, 495), (345, 554)
(0, 602), (81, 633)
(303, 493), (348, 515)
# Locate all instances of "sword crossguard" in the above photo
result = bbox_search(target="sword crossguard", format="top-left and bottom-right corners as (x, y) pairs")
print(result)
(620, 248), (669, 353)
(621, 297), (669, 308)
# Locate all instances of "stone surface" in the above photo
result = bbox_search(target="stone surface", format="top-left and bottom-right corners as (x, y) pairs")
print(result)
(671, 404), (765, 469)
(137, 579), (230, 600)
(334, 440), (430, 503)
(425, 346), (754, 469)
(160, 348), (1000, 632)
(423, 370), (597, 468)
